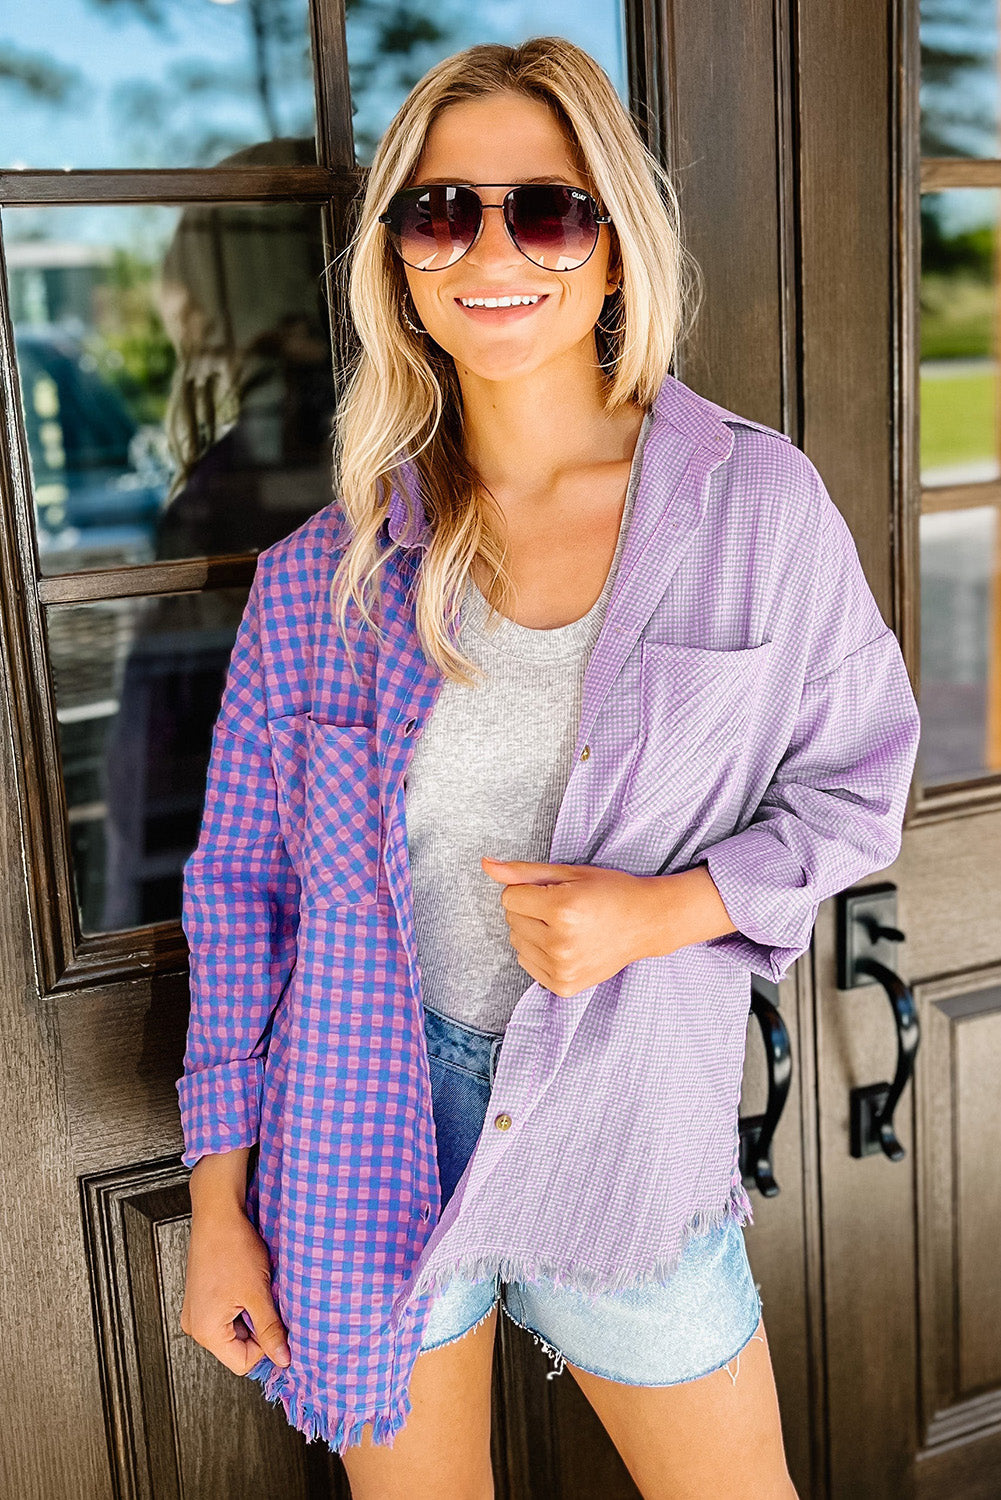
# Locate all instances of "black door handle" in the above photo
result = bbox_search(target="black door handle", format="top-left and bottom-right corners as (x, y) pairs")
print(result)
(739, 979), (792, 1197)
(836, 883), (920, 1161)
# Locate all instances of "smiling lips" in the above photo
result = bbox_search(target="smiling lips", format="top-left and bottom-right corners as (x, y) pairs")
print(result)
(454, 294), (550, 321)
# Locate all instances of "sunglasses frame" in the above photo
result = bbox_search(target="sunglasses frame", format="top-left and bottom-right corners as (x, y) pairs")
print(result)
(378, 182), (612, 272)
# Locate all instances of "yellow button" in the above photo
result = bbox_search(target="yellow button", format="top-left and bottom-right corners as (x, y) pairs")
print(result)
(494, 1112), (512, 1131)
(580, 744), (590, 761)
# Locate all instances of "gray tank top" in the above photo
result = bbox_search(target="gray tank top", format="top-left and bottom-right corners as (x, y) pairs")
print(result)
(404, 409), (653, 1034)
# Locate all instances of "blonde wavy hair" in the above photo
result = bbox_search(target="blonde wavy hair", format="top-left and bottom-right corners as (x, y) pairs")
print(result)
(329, 36), (702, 685)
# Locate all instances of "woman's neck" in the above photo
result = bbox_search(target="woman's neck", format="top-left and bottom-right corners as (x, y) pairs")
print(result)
(456, 360), (640, 500)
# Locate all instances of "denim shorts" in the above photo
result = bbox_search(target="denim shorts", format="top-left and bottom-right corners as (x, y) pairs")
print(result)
(419, 1002), (764, 1385)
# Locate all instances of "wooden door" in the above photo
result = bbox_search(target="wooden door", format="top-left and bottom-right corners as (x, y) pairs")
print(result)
(0, 4), (675, 1497)
(676, 1), (1001, 1496)
(794, 3), (1001, 1497)
(4, 2), (993, 1498)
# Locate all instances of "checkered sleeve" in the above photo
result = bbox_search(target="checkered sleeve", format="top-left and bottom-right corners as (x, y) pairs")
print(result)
(697, 463), (922, 984)
(175, 562), (301, 1168)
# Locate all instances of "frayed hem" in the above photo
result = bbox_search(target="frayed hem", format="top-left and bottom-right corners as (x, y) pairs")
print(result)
(408, 1187), (754, 1308)
(246, 1361), (412, 1455)
(499, 1299), (566, 1378)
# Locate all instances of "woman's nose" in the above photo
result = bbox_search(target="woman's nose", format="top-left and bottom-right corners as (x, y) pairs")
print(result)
(468, 202), (519, 263)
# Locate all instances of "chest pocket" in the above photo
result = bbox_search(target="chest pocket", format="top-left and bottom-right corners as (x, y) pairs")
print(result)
(624, 637), (774, 832)
(267, 713), (381, 908)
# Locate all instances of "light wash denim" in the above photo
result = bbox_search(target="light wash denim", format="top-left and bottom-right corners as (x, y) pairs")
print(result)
(419, 1003), (764, 1385)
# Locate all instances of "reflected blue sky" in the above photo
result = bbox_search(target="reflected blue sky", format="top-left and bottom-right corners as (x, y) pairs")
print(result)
(2, 0), (315, 169)
(920, 0), (1000, 233)
(345, 3), (627, 164)
(2, 1), (626, 172)
(2, 3), (627, 250)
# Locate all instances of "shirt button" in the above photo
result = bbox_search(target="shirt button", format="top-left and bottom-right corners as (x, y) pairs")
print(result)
(494, 1112), (512, 1131)
(420, 1201), (431, 1221)
(580, 744), (590, 761)
(403, 717), (418, 735)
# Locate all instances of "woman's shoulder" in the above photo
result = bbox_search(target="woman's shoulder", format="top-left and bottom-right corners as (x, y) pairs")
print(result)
(661, 374), (827, 535)
(242, 502), (352, 672)
(250, 498), (353, 604)
(259, 497), (347, 564)
(710, 415), (835, 543)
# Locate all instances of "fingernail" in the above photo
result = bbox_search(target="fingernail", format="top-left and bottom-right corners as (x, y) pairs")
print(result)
(277, 1344), (291, 1365)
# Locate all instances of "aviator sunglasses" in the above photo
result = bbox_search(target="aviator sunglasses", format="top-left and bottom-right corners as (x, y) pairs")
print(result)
(378, 182), (612, 272)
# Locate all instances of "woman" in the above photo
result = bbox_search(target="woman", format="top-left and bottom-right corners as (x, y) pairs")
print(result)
(177, 37), (920, 1500)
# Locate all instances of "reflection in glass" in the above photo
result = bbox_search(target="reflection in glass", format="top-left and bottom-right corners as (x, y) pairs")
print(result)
(0, 0), (315, 170)
(47, 587), (249, 934)
(919, 188), (1001, 787)
(920, 190), (999, 486)
(918, 507), (1000, 784)
(4, 162), (337, 574)
(920, 0), (1000, 159)
(347, 7), (628, 166)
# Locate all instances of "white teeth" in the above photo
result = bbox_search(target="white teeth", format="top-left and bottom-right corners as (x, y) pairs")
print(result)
(459, 295), (542, 307)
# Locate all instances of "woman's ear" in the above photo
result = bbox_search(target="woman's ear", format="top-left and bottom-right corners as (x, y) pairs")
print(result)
(604, 233), (623, 295)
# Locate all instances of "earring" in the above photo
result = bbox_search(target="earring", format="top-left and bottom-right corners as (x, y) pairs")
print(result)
(401, 295), (426, 334)
(596, 284), (623, 336)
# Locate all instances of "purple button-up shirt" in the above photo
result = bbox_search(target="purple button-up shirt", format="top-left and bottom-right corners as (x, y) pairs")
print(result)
(176, 370), (921, 1453)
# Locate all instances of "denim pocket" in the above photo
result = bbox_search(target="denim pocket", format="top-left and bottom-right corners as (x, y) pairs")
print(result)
(427, 1053), (490, 1084)
(426, 1053), (493, 1209)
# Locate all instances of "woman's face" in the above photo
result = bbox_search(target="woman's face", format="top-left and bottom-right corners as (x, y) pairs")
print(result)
(399, 90), (620, 382)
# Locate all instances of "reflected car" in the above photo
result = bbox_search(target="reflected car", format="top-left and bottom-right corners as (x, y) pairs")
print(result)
(14, 325), (169, 556)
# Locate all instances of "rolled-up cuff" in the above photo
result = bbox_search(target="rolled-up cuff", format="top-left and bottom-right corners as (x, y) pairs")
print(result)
(699, 828), (818, 983)
(175, 1055), (266, 1168)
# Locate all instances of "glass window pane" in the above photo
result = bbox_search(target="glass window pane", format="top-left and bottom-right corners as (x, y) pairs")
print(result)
(0, 1), (316, 169)
(919, 187), (1001, 787)
(4, 200), (336, 574)
(347, 8), (629, 167)
(917, 506), (1000, 785)
(47, 586), (248, 935)
(920, 189), (999, 487)
(920, 0), (1000, 159)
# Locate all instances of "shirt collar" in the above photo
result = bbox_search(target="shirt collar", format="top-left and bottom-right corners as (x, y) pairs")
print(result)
(384, 458), (428, 548)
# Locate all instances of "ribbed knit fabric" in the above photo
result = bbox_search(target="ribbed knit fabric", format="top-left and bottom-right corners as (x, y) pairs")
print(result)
(404, 408), (654, 1031)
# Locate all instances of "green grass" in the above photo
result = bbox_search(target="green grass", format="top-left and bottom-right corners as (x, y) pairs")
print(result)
(921, 270), (993, 359)
(918, 270), (1000, 471)
(920, 368), (997, 472)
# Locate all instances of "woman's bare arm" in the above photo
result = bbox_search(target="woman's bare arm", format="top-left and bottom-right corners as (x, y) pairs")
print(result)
(188, 1146), (252, 1218)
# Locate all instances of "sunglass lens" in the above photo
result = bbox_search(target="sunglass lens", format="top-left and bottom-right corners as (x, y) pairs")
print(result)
(388, 186), (480, 270)
(507, 186), (599, 270)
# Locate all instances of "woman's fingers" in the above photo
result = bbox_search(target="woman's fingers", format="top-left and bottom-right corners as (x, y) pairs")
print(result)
(180, 1210), (291, 1375)
(239, 1297), (292, 1369)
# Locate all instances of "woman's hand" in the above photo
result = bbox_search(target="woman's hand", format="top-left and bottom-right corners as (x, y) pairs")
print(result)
(181, 1201), (292, 1376)
(481, 856), (738, 997)
(480, 856), (666, 996)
